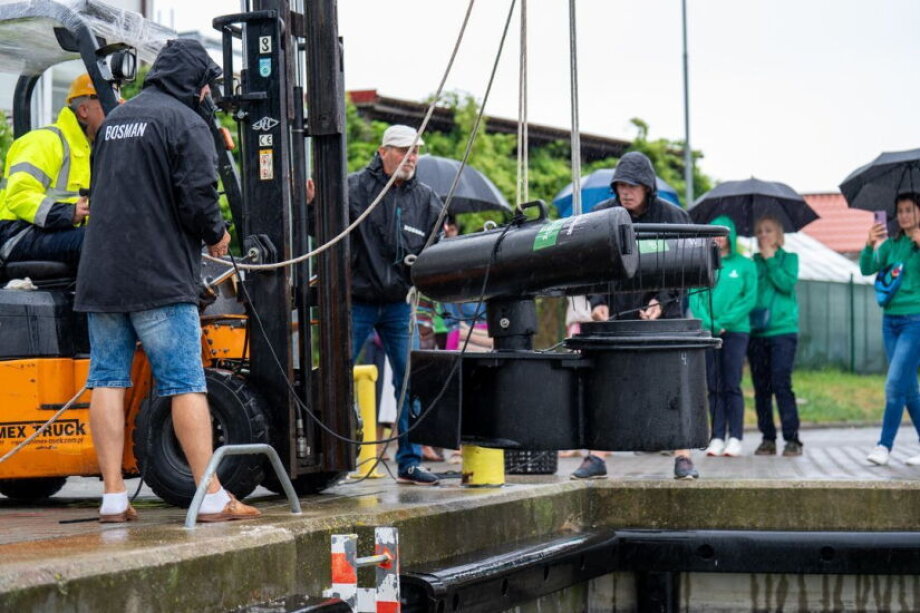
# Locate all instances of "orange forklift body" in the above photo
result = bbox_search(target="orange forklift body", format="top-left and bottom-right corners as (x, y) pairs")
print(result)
(0, 320), (248, 480)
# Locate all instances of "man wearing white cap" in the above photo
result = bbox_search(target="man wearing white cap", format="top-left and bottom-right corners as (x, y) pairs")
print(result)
(347, 124), (444, 485)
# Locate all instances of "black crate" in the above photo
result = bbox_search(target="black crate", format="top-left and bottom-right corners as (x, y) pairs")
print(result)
(0, 289), (88, 359)
(504, 450), (558, 475)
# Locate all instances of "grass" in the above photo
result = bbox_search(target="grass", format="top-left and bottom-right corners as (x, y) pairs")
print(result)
(741, 368), (887, 426)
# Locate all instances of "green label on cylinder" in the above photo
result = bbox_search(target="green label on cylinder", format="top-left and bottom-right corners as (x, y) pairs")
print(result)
(638, 239), (669, 254)
(533, 219), (566, 251)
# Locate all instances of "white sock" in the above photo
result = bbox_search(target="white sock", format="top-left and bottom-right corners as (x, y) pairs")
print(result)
(100, 491), (129, 515)
(200, 488), (231, 514)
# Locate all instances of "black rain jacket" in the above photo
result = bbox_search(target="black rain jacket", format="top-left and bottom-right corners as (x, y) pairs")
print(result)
(75, 39), (225, 312)
(347, 154), (443, 304)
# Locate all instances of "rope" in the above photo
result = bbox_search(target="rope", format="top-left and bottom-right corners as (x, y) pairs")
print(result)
(568, 0), (583, 216)
(516, 0), (529, 208)
(392, 0), (518, 449)
(0, 386), (87, 466)
(204, 0), (477, 272)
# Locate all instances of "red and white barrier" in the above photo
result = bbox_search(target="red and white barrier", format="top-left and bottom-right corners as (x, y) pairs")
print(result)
(326, 527), (400, 613)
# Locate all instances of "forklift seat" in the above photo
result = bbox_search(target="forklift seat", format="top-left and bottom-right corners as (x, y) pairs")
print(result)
(0, 260), (76, 290)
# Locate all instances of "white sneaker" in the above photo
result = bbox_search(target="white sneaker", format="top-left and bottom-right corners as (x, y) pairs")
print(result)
(867, 445), (890, 466)
(905, 454), (920, 466)
(723, 437), (743, 457)
(705, 438), (725, 456)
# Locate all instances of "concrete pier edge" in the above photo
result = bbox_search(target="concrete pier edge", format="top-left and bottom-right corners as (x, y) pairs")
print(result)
(2, 478), (920, 611)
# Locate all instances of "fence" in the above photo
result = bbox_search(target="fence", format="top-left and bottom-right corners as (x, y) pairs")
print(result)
(797, 277), (884, 374)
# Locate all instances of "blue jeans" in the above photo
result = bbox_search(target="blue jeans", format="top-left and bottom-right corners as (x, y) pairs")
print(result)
(878, 314), (920, 450)
(8, 226), (84, 264)
(86, 303), (207, 397)
(351, 301), (420, 472)
(748, 334), (800, 442)
(706, 332), (749, 441)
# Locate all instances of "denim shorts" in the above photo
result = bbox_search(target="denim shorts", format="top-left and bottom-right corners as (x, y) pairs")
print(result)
(86, 303), (207, 397)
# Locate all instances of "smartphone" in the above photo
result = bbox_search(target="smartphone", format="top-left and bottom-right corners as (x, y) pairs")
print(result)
(874, 210), (888, 235)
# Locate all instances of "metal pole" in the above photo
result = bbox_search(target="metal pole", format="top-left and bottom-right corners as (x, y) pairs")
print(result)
(849, 273), (856, 372)
(681, 0), (694, 206)
(568, 0), (582, 216)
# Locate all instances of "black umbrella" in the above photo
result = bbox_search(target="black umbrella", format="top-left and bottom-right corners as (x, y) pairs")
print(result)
(689, 177), (819, 236)
(839, 148), (920, 213)
(415, 155), (512, 214)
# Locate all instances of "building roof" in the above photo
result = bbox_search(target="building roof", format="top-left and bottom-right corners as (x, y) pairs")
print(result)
(800, 192), (871, 254)
(349, 89), (631, 162)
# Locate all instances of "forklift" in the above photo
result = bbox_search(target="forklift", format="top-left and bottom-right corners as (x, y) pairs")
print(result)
(0, 0), (355, 506)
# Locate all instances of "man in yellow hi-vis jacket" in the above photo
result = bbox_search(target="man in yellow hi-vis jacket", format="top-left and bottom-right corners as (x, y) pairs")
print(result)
(0, 73), (105, 265)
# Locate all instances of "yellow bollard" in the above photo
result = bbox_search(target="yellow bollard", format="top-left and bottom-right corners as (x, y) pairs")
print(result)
(349, 365), (384, 479)
(461, 445), (505, 487)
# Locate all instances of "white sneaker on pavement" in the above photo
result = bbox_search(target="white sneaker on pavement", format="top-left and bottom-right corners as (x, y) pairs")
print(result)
(723, 437), (743, 457)
(867, 445), (890, 466)
(705, 438), (725, 456)
(905, 454), (920, 466)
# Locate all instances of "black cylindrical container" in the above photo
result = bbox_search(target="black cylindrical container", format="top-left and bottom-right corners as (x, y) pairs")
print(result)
(411, 206), (637, 303)
(566, 319), (720, 451)
(614, 236), (721, 292)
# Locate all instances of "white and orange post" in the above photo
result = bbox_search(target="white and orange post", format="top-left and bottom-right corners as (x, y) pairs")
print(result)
(330, 533), (359, 610)
(326, 527), (400, 613)
(374, 527), (400, 613)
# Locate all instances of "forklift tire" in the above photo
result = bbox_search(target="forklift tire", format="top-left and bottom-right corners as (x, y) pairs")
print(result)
(0, 477), (67, 501)
(261, 470), (346, 496)
(133, 369), (269, 508)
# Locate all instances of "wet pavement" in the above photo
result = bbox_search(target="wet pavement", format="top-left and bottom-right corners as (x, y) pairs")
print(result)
(2, 426), (919, 611)
(2, 426), (919, 547)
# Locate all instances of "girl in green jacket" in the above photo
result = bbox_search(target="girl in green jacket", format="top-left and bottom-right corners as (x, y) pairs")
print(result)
(689, 215), (758, 458)
(747, 216), (803, 457)
(860, 193), (920, 467)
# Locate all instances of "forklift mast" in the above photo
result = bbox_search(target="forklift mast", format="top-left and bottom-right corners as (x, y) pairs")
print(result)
(212, 0), (353, 478)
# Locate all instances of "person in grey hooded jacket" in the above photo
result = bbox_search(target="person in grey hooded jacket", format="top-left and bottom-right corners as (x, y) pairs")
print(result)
(572, 151), (700, 481)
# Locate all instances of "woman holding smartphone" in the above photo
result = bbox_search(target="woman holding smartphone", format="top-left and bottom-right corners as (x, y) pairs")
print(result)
(748, 216), (803, 456)
(861, 192), (920, 466)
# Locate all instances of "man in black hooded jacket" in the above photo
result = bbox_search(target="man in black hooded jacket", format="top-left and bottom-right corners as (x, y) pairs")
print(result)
(75, 39), (259, 522)
(572, 151), (700, 481)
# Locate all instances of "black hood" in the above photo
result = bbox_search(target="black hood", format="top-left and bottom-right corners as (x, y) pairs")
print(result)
(144, 39), (222, 110)
(611, 151), (657, 193)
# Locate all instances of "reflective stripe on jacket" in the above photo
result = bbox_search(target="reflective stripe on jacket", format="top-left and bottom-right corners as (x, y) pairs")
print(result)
(0, 107), (90, 228)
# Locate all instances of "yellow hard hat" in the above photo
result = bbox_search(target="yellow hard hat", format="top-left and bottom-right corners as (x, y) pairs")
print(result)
(66, 73), (97, 103)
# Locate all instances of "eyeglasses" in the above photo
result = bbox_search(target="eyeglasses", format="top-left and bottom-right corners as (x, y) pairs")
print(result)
(386, 146), (420, 156)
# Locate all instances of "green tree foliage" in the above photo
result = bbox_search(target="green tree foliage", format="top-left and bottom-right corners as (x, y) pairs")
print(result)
(343, 92), (713, 232)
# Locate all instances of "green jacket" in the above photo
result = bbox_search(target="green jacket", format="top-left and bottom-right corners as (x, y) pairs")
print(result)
(752, 248), (799, 337)
(860, 234), (920, 315)
(690, 215), (758, 334)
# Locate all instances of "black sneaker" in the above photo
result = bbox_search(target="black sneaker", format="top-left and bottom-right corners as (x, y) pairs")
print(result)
(673, 455), (699, 480)
(782, 440), (803, 457)
(754, 440), (777, 456)
(397, 465), (440, 486)
(570, 455), (607, 480)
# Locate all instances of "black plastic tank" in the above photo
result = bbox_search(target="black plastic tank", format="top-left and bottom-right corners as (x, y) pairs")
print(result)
(566, 318), (719, 451)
